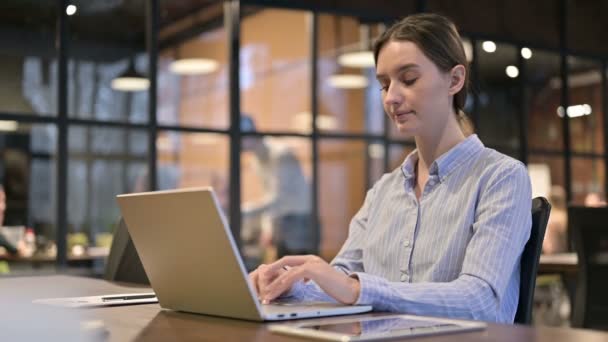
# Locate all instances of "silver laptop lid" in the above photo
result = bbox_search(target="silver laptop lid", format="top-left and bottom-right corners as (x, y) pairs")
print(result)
(117, 187), (264, 321)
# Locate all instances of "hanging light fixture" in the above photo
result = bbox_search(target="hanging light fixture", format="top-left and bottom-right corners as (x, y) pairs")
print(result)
(328, 19), (371, 89)
(168, 46), (219, 75)
(337, 50), (375, 68)
(111, 57), (149, 92)
(336, 24), (375, 69)
(169, 58), (218, 75)
(328, 74), (369, 89)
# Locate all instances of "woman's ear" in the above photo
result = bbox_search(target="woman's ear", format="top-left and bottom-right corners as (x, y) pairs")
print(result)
(448, 64), (466, 96)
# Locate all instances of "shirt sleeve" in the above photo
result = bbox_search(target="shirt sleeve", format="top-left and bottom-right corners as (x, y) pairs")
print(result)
(353, 162), (532, 323)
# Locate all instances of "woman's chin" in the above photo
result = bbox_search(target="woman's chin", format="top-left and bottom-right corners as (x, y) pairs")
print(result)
(395, 122), (418, 136)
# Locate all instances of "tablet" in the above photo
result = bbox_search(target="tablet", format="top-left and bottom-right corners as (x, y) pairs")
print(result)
(33, 293), (158, 308)
(268, 314), (486, 341)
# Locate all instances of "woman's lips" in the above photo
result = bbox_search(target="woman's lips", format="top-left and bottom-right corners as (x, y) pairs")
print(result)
(394, 111), (414, 121)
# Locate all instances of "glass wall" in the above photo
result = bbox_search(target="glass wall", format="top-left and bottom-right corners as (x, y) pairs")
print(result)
(0, 3), (56, 116)
(317, 15), (383, 135)
(476, 41), (520, 152)
(526, 50), (563, 151)
(0, 124), (57, 275)
(67, 126), (148, 256)
(157, 3), (228, 129)
(240, 8), (311, 133)
(319, 139), (366, 260)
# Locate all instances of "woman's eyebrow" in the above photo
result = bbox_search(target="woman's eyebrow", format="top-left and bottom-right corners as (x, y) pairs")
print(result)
(376, 63), (420, 80)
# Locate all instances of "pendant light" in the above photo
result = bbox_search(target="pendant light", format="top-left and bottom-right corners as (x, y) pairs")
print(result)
(111, 57), (149, 92)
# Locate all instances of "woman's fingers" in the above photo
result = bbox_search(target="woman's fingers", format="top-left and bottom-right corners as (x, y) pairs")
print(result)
(262, 265), (307, 302)
(265, 255), (320, 274)
(247, 269), (260, 297)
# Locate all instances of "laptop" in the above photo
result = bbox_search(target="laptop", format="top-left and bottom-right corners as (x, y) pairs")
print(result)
(116, 187), (372, 321)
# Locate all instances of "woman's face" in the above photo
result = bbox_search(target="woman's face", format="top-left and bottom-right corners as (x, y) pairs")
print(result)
(376, 40), (456, 137)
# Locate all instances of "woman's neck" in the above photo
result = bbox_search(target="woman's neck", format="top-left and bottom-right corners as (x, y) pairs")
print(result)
(414, 115), (466, 174)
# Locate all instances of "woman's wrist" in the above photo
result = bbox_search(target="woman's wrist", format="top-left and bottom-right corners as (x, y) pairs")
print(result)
(347, 274), (361, 304)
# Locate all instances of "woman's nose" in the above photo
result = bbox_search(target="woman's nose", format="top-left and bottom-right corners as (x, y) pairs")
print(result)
(383, 84), (403, 108)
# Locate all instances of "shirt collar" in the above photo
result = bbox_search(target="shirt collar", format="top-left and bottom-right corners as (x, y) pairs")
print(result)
(400, 134), (484, 183)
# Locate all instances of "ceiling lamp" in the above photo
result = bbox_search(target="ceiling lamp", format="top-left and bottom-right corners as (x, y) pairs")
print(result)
(328, 74), (368, 89)
(557, 104), (592, 118)
(337, 51), (375, 68)
(111, 60), (149, 92)
(66, 4), (77, 16)
(505, 65), (519, 78)
(0, 120), (18, 131)
(482, 41), (496, 53)
(169, 58), (219, 75)
(337, 24), (377, 69)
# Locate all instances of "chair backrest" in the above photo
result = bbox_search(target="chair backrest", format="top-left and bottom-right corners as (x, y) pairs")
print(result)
(104, 218), (150, 285)
(514, 197), (551, 324)
(569, 206), (608, 330)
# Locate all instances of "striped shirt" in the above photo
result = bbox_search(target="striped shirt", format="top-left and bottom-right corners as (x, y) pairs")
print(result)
(288, 134), (532, 323)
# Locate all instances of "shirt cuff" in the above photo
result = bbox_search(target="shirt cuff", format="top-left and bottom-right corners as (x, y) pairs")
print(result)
(351, 272), (385, 306)
(279, 279), (307, 300)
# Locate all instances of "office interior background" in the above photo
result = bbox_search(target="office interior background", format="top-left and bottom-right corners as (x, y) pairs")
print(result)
(0, 0), (607, 322)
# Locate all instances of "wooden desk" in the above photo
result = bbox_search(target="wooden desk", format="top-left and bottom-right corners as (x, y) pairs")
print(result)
(1, 275), (606, 341)
(539, 253), (578, 274)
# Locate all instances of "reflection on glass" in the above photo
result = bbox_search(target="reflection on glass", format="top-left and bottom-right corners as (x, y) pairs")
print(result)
(567, 57), (603, 154)
(319, 140), (365, 260)
(476, 42), (520, 149)
(68, 56), (149, 123)
(571, 157), (605, 206)
(241, 136), (313, 268)
(526, 50), (562, 151)
(0, 55), (57, 116)
(67, 126), (148, 264)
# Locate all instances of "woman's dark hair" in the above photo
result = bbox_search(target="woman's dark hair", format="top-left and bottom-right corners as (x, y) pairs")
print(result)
(373, 13), (472, 132)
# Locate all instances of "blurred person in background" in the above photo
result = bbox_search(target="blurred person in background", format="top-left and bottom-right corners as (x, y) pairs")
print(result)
(543, 185), (567, 254)
(240, 115), (319, 259)
(584, 192), (606, 207)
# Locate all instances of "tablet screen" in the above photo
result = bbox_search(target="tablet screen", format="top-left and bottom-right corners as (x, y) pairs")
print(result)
(305, 317), (460, 337)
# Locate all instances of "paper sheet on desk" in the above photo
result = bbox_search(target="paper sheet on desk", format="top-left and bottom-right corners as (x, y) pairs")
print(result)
(33, 292), (157, 308)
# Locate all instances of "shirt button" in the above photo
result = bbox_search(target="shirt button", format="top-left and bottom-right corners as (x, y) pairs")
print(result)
(403, 240), (410, 247)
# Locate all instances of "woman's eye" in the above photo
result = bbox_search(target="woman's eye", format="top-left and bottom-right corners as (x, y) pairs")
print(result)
(379, 84), (389, 92)
(403, 78), (417, 86)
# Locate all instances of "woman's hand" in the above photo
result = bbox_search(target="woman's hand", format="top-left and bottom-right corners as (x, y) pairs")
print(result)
(248, 255), (361, 305)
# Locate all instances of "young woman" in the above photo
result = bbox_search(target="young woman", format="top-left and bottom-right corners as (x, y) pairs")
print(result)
(249, 13), (532, 323)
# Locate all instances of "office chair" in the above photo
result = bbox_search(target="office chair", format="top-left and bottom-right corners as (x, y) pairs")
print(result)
(104, 218), (150, 285)
(514, 197), (551, 324)
(569, 206), (608, 330)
